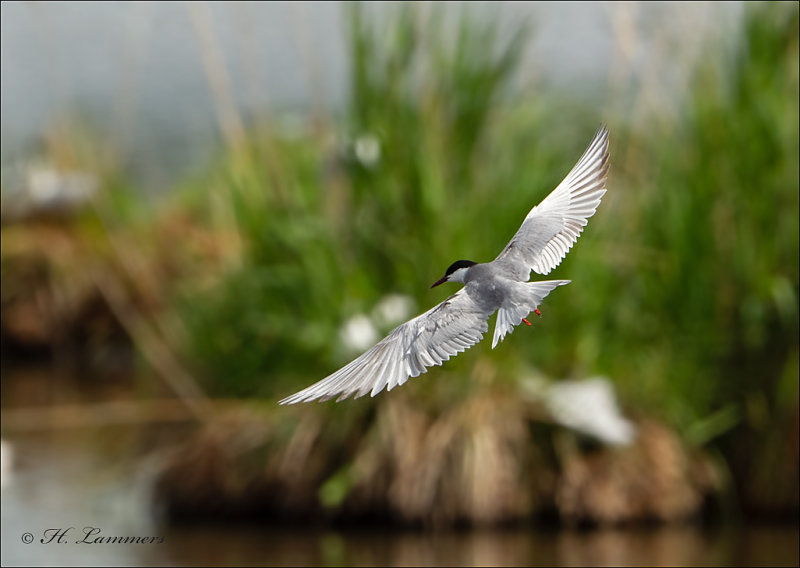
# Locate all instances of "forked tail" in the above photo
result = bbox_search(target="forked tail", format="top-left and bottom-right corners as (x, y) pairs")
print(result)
(492, 280), (570, 348)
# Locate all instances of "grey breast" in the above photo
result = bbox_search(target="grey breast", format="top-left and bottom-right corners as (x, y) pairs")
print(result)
(463, 264), (506, 312)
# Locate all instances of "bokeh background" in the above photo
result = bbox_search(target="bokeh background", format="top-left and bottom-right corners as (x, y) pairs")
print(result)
(1, 2), (798, 566)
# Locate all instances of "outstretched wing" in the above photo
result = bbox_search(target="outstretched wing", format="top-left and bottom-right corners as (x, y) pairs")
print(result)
(492, 125), (609, 281)
(279, 289), (493, 404)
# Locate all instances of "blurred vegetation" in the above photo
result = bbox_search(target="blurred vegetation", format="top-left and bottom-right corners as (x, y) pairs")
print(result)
(173, 3), (555, 400)
(172, 2), (798, 425)
(171, 2), (797, 516)
(563, 2), (800, 435)
(2, 2), (797, 520)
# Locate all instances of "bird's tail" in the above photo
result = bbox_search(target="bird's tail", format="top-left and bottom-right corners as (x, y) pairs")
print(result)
(492, 280), (570, 348)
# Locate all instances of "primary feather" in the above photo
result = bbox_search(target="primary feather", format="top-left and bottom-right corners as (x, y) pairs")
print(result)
(493, 125), (609, 280)
(279, 289), (491, 404)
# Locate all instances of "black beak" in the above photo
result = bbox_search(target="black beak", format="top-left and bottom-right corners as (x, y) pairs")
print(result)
(431, 276), (448, 288)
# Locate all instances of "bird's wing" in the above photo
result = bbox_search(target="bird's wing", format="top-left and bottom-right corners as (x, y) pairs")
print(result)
(279, 289), (493, 404)
(492, 125), (609, 281)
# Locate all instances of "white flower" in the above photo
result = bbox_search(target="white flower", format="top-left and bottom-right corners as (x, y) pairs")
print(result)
(371, 294), (415, 329)
(354, 134), (381, 168)
(543, 377), (636, 446)
(339, 313), (379, 352)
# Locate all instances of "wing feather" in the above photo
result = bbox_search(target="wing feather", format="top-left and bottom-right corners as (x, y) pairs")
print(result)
(279, 289), (492, 404)
(493, 125), (609, 280)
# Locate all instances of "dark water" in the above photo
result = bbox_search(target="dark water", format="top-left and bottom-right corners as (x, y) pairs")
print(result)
(1, 369), (798, 567)
(3, 422), (798, 567)
(154, 524), (800, 567)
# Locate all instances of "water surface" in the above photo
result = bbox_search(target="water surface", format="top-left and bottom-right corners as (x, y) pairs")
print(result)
(1, 368), (797, 567)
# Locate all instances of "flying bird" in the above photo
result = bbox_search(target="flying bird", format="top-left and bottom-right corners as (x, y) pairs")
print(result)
(280, 125), (609, 404)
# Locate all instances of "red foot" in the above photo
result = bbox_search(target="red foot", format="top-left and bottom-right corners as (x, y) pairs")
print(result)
(522, 318), (532, 326)
(534, 308), (542, 317)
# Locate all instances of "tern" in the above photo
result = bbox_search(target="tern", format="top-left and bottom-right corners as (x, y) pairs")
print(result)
(280, 125), (609, 404)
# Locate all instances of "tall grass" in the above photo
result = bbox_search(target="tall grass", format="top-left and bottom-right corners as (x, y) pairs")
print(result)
(175, 3), (549, 399)
(173, 0), (798, 465)
(586, 2), (799, 438)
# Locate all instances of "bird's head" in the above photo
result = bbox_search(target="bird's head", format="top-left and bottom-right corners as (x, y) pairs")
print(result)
(431, 260), (477, 288)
